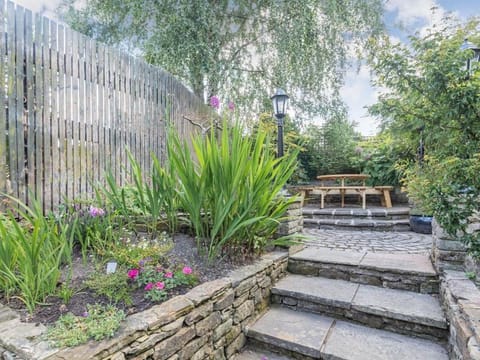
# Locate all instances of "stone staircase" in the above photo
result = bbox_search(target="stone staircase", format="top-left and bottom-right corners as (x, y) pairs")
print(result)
(234, 248), (449, 360)
(303, 206), (411, 232)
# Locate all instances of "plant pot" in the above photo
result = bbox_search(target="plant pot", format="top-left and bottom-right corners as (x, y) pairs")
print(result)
(409, 215), (433, 234)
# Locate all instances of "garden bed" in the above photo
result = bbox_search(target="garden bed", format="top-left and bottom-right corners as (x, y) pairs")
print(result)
(0, 247), (288, 360)
(0, 233), (248, 326)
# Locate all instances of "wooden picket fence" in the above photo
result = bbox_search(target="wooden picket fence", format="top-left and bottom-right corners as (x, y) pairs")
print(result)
(0, 1), (210, 212)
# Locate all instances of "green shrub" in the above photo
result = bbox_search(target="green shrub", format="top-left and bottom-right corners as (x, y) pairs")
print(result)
(84, 269), (132, 305)
(402, 154), (480, 256)
(168, 120), (298, 261)
(45, 304), (125, 347)
(102, 232), (173, 268)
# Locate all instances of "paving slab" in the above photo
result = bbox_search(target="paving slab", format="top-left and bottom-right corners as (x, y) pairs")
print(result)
(291, 248), (365, 266)
(359, 252), (436, 275)
(273, 275), (359, 309)
(322, 320), (449, 360)
(247, 306), (333, 358)
(352, 284), (447, 329)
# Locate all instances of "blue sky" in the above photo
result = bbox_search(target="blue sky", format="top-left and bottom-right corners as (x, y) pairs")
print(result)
(13, 0), (480, 135)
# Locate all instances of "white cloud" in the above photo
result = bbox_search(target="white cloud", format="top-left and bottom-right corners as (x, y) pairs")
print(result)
(341, 66), (380, 136)
(385, 0), (442, 26)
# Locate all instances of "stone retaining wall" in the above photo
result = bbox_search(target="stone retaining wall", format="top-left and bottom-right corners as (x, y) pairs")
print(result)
(432, 218), (467, 272)
(439, 270), (480, 360)
(276, 197), (303, 237)
(0, 251), (288, 360)
(432, 218), (480, 359)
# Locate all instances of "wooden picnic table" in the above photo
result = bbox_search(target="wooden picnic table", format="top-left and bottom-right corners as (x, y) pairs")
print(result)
(316, 174), (369, 186)
(315, 174), (392, 209)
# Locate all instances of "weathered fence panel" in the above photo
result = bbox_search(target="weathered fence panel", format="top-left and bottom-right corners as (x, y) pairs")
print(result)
(0, 1), (209, 212)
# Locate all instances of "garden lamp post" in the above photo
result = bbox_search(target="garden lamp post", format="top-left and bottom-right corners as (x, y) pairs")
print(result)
(271, 88), (289, 158)
(460, 38), (480, 75)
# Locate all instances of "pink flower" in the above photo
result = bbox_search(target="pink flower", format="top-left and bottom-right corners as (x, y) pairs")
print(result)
(127, 269), (140, 280)
(155, 282), (165, 290)
(89, 206), (105, 217)
(228, 101), (235, 111)
(144, 283), (153, 291)
(182, 266), (193, 275)
(210, 95), (220, 109)
(165, 272), (173, 278)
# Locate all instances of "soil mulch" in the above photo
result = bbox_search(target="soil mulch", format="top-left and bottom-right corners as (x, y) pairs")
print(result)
(0, 233), (256, 325)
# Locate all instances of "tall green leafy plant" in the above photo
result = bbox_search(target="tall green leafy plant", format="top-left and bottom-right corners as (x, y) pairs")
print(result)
(168, 121), (298, 261)
(0, 214), (18, 297)
(96, 150), (179, 235)
(0, 196), (75, 313)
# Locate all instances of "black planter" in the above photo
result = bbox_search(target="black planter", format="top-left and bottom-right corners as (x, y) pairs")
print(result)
(409, 215), (433, 234)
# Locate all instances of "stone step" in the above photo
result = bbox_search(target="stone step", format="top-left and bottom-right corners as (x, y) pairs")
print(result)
(246, 306), (448, 360)
(233, 347), (294, 360)
(288, 248), (439, 294)
(303, 217), (411, 232)
(271, 275), (447, 340)
(303, 207), (410, 220)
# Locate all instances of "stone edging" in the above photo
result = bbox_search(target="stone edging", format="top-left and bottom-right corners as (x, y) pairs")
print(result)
(0, 251), (288, 360)
(440, 270), (480, 360)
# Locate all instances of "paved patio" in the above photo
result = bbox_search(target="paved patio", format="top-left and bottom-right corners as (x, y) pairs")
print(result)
(302, 228), (432, 254)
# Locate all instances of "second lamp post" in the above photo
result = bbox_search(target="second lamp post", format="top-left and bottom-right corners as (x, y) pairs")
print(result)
(271, 89), (289, 158)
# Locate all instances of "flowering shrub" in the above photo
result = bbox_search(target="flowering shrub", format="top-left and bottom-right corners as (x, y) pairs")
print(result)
(129, 260), (197, 302)
(106, 232), (173, 267)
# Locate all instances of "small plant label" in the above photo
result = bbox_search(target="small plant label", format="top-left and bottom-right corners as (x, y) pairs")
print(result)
(106, 261), (117, 274)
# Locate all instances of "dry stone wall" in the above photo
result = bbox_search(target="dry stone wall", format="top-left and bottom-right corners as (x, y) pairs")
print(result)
(0, 251), (288, 360)
(432, 218), (467, 272)
(276, 197), (303, 237)
(439, 271), (480, 360)
(432, 218), (480, 359)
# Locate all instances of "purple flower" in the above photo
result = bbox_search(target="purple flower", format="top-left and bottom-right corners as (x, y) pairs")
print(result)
(82, 311), (89, 317)
(210, 95), (220, 109)
(89, 206), (105, 217)
(228, 101), (235, 111)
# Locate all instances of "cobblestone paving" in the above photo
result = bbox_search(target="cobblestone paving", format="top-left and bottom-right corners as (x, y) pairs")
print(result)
(302, 228), (432, 254)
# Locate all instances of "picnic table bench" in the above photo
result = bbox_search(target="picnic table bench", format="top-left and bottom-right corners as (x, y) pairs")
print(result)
(290, 174), (393, 209)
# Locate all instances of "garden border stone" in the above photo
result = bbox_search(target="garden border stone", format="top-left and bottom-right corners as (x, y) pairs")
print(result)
(0, 251), (288, 360)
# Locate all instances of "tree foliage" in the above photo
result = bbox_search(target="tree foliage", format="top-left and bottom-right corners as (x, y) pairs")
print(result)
(59, 0), (384, 120)
(369, 19), (480, 158)
(297, 116), (360, 179)
(368, 19), (480, 255)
